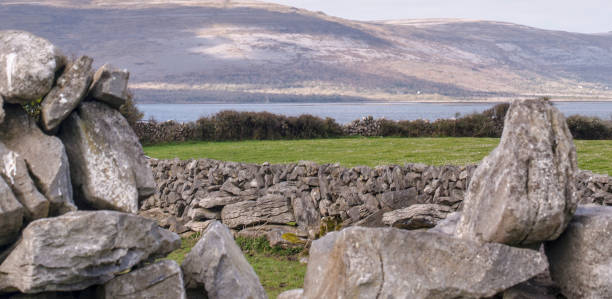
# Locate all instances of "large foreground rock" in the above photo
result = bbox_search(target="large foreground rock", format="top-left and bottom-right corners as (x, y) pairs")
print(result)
(0, 31), (65, 104)
(41, 56), (93, 132)
(59, 101), (155, 213)
(0, 106), (75, 215)
(545, 205), (612, 298)
(457, 98), (578, 245)
(382, 203), (452, 229)
(221, 194), (295, 228)
(98, 260), (186, 299)
(182, 221), (266, 299)
(0, 177), (23, 246)
(303, 226), (547, 299)
(0, 211), (180, 294)
(89, 64), (129, 108)
(0, 141), (49, 221)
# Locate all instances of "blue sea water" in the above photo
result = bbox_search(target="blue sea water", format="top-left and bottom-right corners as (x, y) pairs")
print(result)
(138, 102), (612, 124)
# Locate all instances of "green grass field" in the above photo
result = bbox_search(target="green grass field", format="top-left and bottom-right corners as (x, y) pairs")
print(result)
(145, 137), (612, 175)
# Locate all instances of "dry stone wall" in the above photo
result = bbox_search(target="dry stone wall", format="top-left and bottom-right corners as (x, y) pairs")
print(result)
(143, 158), (612, 239)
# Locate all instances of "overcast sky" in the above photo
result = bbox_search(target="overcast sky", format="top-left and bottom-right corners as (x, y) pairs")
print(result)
(268, 0), (612, 33)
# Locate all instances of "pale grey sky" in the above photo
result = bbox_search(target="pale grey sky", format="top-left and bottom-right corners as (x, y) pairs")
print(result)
(268, 0), (612, 33)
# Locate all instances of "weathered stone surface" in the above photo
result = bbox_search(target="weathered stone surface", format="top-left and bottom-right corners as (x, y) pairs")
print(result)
(185, 220), (213, 233)
(0, 177), (23, 247)
(0, 106), (75, 215)
(221, 194), (295, 228)
(41, 56), (93, 132)
(88, 64), (129, 108)
(182, 221), (266, 299)
(59, 101), (155, 213)
(379, 188), (418, 210)
(303, 226), (547, 299)
(0, 96), (4, 124)
(457, 99), (578, 245)
(291, 195), (321, 238)
(196, 193), (245, 209)
(545, 205), (612, 299)
(0, 141), (49, 221)
(277, 289), (304, 299)
(186, 207), (221, 220)
(99, 260), (186, 299)
(382, 203), (452, 229)
(429, 211), (461, 235)
(0, 31), (65, 104)
(0, 211), (180, 294)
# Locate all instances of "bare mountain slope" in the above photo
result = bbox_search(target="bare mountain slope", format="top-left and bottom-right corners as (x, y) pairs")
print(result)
(1, 0), (611, 102)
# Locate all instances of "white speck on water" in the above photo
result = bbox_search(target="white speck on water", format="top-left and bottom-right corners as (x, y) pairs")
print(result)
(6, 53), (17, 90)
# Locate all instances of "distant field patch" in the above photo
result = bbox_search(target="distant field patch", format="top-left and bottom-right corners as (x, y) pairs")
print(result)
(144, 137), (612, 176)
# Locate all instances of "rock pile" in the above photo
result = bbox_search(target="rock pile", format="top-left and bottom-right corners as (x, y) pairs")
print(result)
(144, 156), (611, 245)
(0, 31), (265, 299)
(279, 98), (612, 298)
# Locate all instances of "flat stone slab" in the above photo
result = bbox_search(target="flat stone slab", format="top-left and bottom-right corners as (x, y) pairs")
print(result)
(0, 211), (180, 294)
(303, 226), (547, 299)
(98, 260), (186, 299)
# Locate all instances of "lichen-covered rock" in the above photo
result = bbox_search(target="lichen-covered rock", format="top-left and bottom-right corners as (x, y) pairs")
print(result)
(545, 205), (612, 299)
(88, 64), (129, 108)
(0, 105), (75, 215)
(41, 56), (93, 132)
(59, 101), (155, 213)
(98, 260), (186, 299)
(0, 31), (65, 104)
(221, 194), (295, 228)
(0, 211), (180, 294)
(0, 141), (49, 221)
(303, 226), (547, 299)
(382, 204), (452, 229)
(181, 221), (266, 299)
(0, 176), (23, 247)
(457, 98), (578, 245)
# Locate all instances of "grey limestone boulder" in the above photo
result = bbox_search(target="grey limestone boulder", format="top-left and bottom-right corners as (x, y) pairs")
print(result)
(41, 56), (93, 132)
(277, 289), (304, 299)
(181, 221), (267, 299)
(457, 98), (578, 246)
(0, 31), (65, 104)
(545, 205), (612, 299)
(221, 194), (295, 228)
(379, 188), (418, 210)
(0, 106), (75, 215)
(0, 141), (49, 221)
(291, 195), (321, 238)
(59, 101), (155, 214)
(302, 226), (547, 299)
(428, 211), (461, 235)
(382, 203), (452, 229)
(88, 64), (129, 108)
(0, 211), (180, 294)
(98, 260), (186, 299)
(0, 177), (23, 247)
